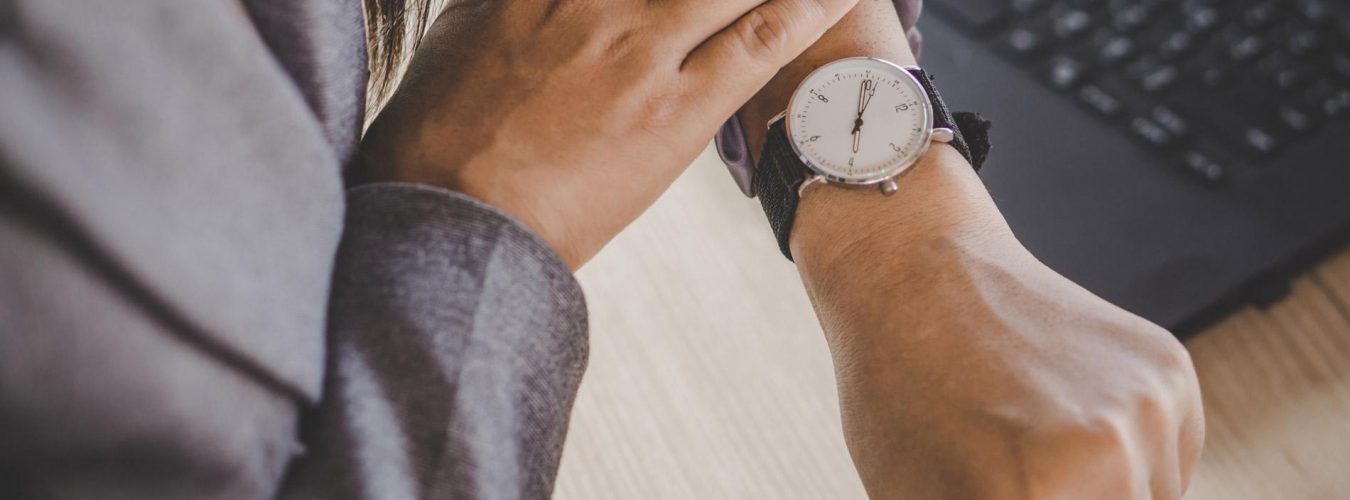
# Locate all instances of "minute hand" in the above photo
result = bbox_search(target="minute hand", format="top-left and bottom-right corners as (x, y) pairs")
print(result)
(859, 79), (876, 115)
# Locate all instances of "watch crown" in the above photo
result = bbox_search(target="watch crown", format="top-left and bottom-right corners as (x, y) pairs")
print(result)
(881, 179), (900, 196)
(932, 127), (956, 143)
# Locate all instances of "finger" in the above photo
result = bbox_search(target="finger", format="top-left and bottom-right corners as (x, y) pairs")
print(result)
(652, 0), (787, 49)
(908, 28), (924, 59)
(896, 0), (923, 29)
(680, 0), (860, 121)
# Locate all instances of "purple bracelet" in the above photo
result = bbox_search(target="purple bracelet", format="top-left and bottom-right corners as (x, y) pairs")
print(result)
(716, 0), (925, 197)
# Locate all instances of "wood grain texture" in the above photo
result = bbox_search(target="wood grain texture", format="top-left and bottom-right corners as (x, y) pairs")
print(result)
(1184, 273), (1350, 500)
(553, 146), (1350, 499)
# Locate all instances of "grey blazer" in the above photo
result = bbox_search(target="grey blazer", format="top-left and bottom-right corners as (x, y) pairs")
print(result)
(0, 1), (588, 498)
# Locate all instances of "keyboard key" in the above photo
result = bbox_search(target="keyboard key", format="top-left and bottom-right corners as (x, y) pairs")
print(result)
(1185, 5), (1220, 33)
(1005, 28), (1048, 57)
(1182, 150), (1228, 183)
(1113, 4), (1151, 33)
(1079, 85), (1123, 118)
(1130, 117), (1177, 148)
(1272, 65), (1312, 92)
(1277, 105), (1315, 132)
(1296, 0), (1333, 24)
(1243, 1), (1279, 31)
(1126, 57), (1177, 93)
(1244, 127), (1279, 154)
(1054, 9), (1093, 39)
(1230, 35), (1266, 63)
(1140, 65), (1180, 93)
(1098, 36), (1136, 66)
(1047, 56), (1088, 89)
(1290, 32), (1323, 57)
(1158, 32), (1196, 61)
(1151, 105), (1192, 137)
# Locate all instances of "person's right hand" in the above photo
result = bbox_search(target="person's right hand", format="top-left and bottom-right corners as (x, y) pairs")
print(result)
(356, 0), (860, 269)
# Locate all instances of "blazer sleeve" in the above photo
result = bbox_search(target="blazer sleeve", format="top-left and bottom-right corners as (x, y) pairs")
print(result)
(279, 183), (589, 500)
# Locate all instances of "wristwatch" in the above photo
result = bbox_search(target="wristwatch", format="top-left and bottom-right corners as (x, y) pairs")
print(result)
(715, 57), (992, 261)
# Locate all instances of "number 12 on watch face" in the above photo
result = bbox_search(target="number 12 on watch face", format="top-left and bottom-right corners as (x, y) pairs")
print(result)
(786, 58), (932, 185)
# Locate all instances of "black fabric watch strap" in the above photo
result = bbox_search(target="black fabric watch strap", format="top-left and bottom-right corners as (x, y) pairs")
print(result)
(754, 68), (991, 262)
(754, 119), (807, 261)
(910, 68), (975, 168)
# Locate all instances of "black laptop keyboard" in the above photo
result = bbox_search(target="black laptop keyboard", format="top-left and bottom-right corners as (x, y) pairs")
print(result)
(930, 0), (1350, 184)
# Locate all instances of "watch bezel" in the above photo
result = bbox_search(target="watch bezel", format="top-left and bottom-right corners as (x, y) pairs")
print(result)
(781, 57), (935, 187)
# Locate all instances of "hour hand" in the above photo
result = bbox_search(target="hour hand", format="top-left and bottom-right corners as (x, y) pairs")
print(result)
(852, 128), (861, 153)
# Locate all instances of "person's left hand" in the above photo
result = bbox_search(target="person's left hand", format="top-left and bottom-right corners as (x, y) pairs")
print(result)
(356, 0), (860, 269)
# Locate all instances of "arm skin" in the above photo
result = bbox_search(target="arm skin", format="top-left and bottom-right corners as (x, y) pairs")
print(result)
(739, 2), (1205, 498)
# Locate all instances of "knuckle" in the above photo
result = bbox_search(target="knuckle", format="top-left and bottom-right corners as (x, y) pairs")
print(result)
(1082, 413), (1134, 457)
(1001, 412), (1139, 497)
(1143, 328), (1200, 398)
(1132, 383), (1172, 425)
(605, 27), (643, 57)
(1114, 318), (1199, 406)
(736, 8), (793, 58)
(1167, 342), (1198, 383)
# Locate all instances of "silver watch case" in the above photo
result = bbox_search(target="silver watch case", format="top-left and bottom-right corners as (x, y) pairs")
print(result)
(716, 58), (952, 198)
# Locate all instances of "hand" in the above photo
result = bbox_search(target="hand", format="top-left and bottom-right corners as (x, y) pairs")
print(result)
(355, 0), (860, 269)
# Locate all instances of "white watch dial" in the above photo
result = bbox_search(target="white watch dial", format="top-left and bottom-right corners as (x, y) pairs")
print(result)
(786, 58), (932, 184)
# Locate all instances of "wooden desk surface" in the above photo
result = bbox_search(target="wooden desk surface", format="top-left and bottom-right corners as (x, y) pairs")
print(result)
(554, 147), (1350, 499)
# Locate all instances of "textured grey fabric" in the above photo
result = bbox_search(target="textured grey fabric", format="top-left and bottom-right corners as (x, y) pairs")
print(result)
(0, 207), (303, 500)
(0, 0), (590, 498)
(0, 0), (347, 401)
(280, 185), (588, 500)
(242, 0), (370, 165)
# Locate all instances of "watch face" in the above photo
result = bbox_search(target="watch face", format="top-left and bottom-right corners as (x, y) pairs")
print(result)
(786, 58), (932, 184)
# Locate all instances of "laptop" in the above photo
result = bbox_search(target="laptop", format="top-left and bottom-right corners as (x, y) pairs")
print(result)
(915, 0), (1350, 336)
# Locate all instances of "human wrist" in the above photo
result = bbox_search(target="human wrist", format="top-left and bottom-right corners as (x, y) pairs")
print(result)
(738, 0), (1007, 277)
(789, 144), (1017, 292)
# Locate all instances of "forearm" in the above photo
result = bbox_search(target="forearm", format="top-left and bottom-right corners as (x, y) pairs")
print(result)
(739, 4), (1203, 498)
